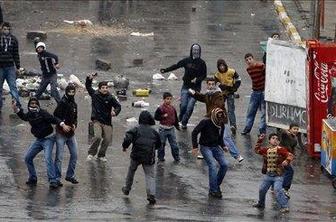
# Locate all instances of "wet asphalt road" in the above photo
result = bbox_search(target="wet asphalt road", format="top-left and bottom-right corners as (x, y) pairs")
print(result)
(0, 1), (336, 221)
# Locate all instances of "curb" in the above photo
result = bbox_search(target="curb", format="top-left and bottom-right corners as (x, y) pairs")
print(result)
(274, 0), (304, 46)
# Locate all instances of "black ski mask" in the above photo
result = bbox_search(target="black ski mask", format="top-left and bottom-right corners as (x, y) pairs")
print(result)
(28, 97), (40, 113)
(65, 84), (76, 101)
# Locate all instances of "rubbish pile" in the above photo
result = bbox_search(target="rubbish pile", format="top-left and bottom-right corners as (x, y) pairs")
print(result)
(10, 68), (86, 100)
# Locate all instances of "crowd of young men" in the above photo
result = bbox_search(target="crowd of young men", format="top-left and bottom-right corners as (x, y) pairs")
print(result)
(0, 20), (298, 211)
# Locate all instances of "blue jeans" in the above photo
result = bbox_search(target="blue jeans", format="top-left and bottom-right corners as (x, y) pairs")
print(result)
(283, 165), (294, 190)
(0, 66), (21, 109)
(24, 136), (56, 183)
(226, 94), (236, 127)
(243, 91), (266, 134)
(200, 145), (228, 193)
(55, 133), (78, 181)
(158, 127), (179, 161)
(35, 74), (61, 103)
(223, 124), (240, 159)
(257, 174), (288, 208)
(179, 87), (196, 126)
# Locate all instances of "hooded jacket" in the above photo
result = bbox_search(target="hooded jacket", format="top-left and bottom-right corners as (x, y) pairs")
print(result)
(86, 77), (121, 126)
(214, 59), (241, 94)
(16, 98), (61, 139)
(162, 43), (207, 91)
(122, 111), (161, 165)
(54, 93), (78, 138)
(37, 50), (58, 76)
(192, 88), (228, 123)
(0, 30), (20, 69)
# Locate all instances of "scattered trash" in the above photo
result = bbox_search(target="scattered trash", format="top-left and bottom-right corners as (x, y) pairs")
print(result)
(113, 75), (129, 89)
(126, 117), (138, 123)
(152, 73), (165, 80)
(130, 32), (154, 37)
(133, 88), (151, 97)
(251, 13), (255, 17)
(96, 58), (111, 71)
(167, 73), (178, 80)
(26, 31), (47, 40)
(58, 78), (68, 90)
(116, 89), (127, 101)
(132, 100), (149, 108)
(69, 74), (85, 88)
(64, 19), (93, 27)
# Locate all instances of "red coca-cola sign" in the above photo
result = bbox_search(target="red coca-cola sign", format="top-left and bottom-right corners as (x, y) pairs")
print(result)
(306, 40), (336, 157)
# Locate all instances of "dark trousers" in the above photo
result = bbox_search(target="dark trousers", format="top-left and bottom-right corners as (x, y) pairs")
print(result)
(283, 165), (294, 190)
(35, 74), (61, 103)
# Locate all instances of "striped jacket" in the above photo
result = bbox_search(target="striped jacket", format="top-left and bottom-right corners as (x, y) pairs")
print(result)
(0, 33), (20, 69)
(37, 51), (58, 76)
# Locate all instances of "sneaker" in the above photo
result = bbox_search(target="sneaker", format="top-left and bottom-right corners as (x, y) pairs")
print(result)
(284, 189), (290, 199)
(122, 186), (130, 196)
(241, 131), (249, 135)
(253, 202), (265, 209)
(181, 125), (187, 130)
(25, 179), (37, 186)
(158, 158), (165, 162)
(56, 181), (63, 187)
(65, 177), (79, 184)
(147, 195), (156, 205)
(237, 155), (244, 163)
(86, 154), (95, 161)
(49, 182), (59, 189)
(279, 207), (289, 213)
(209, 191), (222, 199)
(197, 154), (204, 159)
(98, 157), (107, 162)
(230, 126), (237, 135)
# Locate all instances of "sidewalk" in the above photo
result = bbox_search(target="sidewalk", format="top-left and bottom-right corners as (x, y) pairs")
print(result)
(282, 0), (336, 42)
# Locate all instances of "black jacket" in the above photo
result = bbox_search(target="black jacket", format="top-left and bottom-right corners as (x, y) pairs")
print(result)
(162, 44), (207, 91)
(85, 77), (121, 126)
(17, 108), (61, 139)
(0, 33), (20, 69)
(54, 95), (78, 138)
(122, 111), (161, 165)
(37, 51), (58, 76)
(192, 118), (224, 148)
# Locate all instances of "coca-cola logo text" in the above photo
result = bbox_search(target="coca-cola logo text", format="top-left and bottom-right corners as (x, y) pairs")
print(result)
(313, 58), (329, 103)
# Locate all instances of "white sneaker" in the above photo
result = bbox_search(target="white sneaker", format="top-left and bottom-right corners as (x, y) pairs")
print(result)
(86, 154), (94, 161)
(237, 156), (244, 163)
(197, 154), (204, 159)
(98, 157), (107, 162)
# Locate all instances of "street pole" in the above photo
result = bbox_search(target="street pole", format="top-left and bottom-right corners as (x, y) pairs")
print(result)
(312, 0), (321, 39)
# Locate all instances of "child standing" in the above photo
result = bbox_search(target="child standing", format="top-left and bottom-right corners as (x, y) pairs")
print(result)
(278, 123), (299, 198)
(253, 133), (294, 213)
(122, 111), (161, 205)
(154, 92), (180, 162)
(191, 108), (228, 198)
